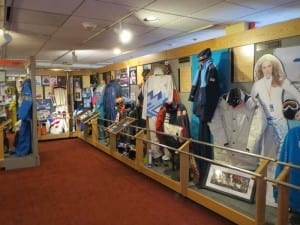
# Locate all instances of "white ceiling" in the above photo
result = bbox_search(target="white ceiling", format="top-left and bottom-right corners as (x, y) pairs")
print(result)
(1, 0), (300, 74)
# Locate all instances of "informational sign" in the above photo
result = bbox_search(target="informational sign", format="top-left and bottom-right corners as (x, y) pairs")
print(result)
(120, 70), (129, 98)
(108, 117), (135, 134)
(0, 59), (25, 67)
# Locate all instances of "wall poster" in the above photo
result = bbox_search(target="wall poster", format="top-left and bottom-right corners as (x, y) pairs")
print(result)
(129, 67), (137, 85)
(119, 69), (129, 98)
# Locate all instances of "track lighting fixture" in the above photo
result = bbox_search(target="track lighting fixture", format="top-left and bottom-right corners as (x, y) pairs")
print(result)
(72, 50), (78, 63)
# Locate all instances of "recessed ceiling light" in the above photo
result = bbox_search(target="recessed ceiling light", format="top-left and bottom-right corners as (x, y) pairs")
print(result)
(81, 22), (97, 31)
(144, 15), (159, 22)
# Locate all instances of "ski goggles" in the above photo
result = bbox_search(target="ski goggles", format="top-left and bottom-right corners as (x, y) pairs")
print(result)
(282, 99), (300, 120)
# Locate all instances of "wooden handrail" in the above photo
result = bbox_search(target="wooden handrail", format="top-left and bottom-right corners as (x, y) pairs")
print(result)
(274, 166), (290, 225)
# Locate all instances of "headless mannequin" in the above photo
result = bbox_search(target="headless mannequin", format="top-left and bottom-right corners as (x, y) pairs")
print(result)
(189, 48), (220, 186)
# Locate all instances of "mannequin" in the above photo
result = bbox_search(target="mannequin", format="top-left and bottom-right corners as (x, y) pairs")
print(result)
(142, 64), (174, 165)
(15, 79), (32, 156)
(189, 48), (220, 186)
(274, 126), (300, 214)
(103, 79), (122, 122)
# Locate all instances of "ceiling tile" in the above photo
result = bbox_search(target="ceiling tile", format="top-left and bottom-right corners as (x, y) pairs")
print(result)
(74, 0), (132, 21)
(10, 8), (68, 26)
(6, 32), (46, 59)
(9, 22), (57, 36)
(135, 9), (184, 27)
(191, 2), (256, 23)
(36, 40), (75, 62)
(240, 1), (300, 27)
(132, 27), (182, 47)
(63, 16), (110, 31)
(58, 49), (116, 64)
(227, 0), (297, 10)
(160, 17), (213, 32)
(83, 30), (122, 53)
(10, 0), (83, 15)
(95, 0), (153, 9)
(146, 0), (223, 15)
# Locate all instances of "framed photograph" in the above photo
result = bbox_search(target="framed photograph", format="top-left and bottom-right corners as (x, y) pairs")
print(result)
(35, 75), (42, 86)
(204, 164), (255, 202)
(36, 86), (43, 99)
(74, 88), (82, 101)
(143, 64), (151, 71)
(42, 76), (50, 86)
(50, 76), (57, 87)
(129, 67), (137, 85)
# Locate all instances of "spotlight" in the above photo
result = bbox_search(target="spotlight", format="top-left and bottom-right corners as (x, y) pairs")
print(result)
(119, 29), (132, 44)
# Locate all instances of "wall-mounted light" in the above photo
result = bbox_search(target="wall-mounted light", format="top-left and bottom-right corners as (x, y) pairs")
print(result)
(0, 29), (12, 47)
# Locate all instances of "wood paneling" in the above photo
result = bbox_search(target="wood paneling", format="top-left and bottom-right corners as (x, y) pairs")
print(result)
(233, 45), (254, 83)
(179, 63), (191, 92)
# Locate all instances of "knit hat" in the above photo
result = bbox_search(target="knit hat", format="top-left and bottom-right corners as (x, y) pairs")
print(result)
(197, 48), (211, 61)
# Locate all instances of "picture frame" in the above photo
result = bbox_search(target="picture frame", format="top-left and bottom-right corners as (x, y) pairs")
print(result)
(74, 88), (82, 101)
(204, 164), (255, 203)
(35, 75), (42, 86)
(129, 67), (137, 85)
(42, 76), (50, 86)
(143, 64), (151, 71)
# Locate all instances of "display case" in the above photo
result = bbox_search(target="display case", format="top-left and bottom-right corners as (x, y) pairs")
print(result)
(75, 109), (99, 144)
(36, 75), (70, 141)
(0, 119), (12, 165)
(107, 117), (138, 168)
(74, 113), (298, 225)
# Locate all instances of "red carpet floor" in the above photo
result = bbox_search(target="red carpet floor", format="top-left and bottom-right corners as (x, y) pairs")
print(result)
(0, 138), (236, 225)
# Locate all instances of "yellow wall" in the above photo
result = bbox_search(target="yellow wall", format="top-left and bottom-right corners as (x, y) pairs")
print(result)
(95, 18), (300, 73)
(35, 18), (300, 78)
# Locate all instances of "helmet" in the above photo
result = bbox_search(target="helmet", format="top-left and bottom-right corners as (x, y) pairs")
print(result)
(282, 99), (299, 120)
